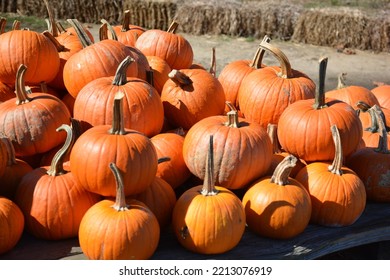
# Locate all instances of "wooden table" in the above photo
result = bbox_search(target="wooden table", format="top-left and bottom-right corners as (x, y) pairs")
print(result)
(1, 202), (389, 260)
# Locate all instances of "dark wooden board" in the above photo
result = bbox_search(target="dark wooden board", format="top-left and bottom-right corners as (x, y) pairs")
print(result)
(1, 202), (390, 260)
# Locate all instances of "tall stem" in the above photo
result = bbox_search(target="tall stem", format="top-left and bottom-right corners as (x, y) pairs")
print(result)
(313, 57), (328, 110)
(43, 31), (65, 52)
(249, 35), (271, 69)
(258, 39), (293, 78)
(0, 17), (6, 34)
(43, 0), (58, 37)
(101, 19), (118, 41)
(270, 155), (297, 186)
(336, 72), (348, 89)
(328, 125), (343, 175)
(372, 105), (390, 154)
(267, 123), (282, 154)
(200, 135), (218, 196)
(66, 18), (93, 48)
(108, 92), (127, 135)
(121, 10), (131, 31)
(209, 47), (216, 77)
(112, 56), (134, 86)
(109, 162), (129, 211)
(14, 64), (32, 105)
(167, 21), (179, 33)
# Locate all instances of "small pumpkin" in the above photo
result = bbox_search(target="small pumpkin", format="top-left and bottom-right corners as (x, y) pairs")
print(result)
(78, 162), (160, 260)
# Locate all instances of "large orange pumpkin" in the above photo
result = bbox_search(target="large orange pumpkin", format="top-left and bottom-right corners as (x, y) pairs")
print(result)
(78, 162), (160, 260)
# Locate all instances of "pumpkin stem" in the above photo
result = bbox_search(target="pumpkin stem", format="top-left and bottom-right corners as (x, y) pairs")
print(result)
(66, 18), (93, 48)
(168, 69), (193, 87)
(56, 21), (67, 33)
(12, 20), (21, 30)
(1, 136), (17, 166)
(270, 154), (297, 186)
(224, 102), (240, 128)
(258, 39), (293, 78)
(201, 135), (219, 196)
(112, 56), (135, 86)
(249, 35), (271, 69)
(43, 31), (66, 52)
(109, 162), (129, 211)
(47, 124), (74, 176)
(336, 72), (348, 89)
(167, 21), (179, 33)
(267, 123), (282, 154)
(328, 125), (344, 175)
(372, 105), (390, 154)
(209, 47), (217, 77)
(43, 0), (59, 37)
(100, 19), (118, 41)
(70, 118), (83, 141)
(0, 17), (6, 34)
(158, 157), (171, 164)
(14, 64), (32, 105)
(313, 57), (329, 110)
(357, 101), (390, 133)
(108, 92), (127, 135)
(121, 10), (131, 32)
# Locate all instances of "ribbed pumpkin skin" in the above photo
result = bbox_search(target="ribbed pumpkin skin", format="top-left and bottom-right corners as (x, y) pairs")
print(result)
(372, 85), (390, 109)
(14, 168), (100, 240)
(113, 25), (145, 47)
(326, 85), (379, 110)
(161, 69), (226, 130)
(0, 93), (71, 157)
(0, 30), (60, 85)
(151, 132), (191, 189)
(242, 176), (312, 239)
(238, 66), (316, 128)
(0, 81), (14, 103)
(70, 127), (158, 197)
(295, 163), (366, 226)
(73, 77), (164, 137)
(146, 55), (172, 94)
(347, 148), (390, 202)
(277, 99), (363, 162)
(78, 198), (160, 260)
(172, 185), (246, 254)
(63, 40), (138, 98)
(0, 197), (24, 255)
(135, 29), (193, 70)
(183, 115), (273, 189)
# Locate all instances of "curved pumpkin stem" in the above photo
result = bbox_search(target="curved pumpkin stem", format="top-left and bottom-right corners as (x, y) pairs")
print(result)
(0, 17), (6, 34)
(249, 35), (271, 69)
(43, 31), (66, 52)
(108, 92), (127, 135)
(43, 0), (59, 37)
(372, 105), (390, 154)
(12, 20), (21, 30)
(112, 56), (135, 86)
(14, 64), (32, 105)
(200, 135), (219, 196)
(167, 21), (179, 33)
(168, 69), (193, 87)
(270, 154), (297, 186)
(100, 19), (118, 41)
(109, 162), (129, 211)
(313, 57), (329, 110)
(258, 39), (293, 78)
(209, 47), (217, 77)
(336, 72), (348, 89)
(357, 100), (389, 133)
(1, 136), (17, 166)
(67, 18), (93, 48)
(328, 124), (343, 175)
(47, 124), (74, 176)
(224, 102), (240, 128)
(70, 118), (83, 141)
(267, 123), (282, 154)
(120, 10), (132, 32)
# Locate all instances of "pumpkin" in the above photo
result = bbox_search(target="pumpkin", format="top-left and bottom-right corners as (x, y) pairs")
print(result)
(371, 84), (390, 109)
(238, 39), (316, 128)
(0, 136), (33, 200)
(347, 105), (390, 202)
(0, 64), (71, 157)
(295, 125), (366, 226)
(146, 55), (172, 95)
(325, 73), (379, 110)
(172, 135), (246, 254)
(218, 35), (270, 115)
(242, 155), (312, 239)
(183, 102), (273, 189)
(62, 19), (138, 98)
(0, 197), (24, 255)
(70, 92), (158, 197)
(78, 162), (160, 260)
(0, 81), (14, 103)
(135, 20), (193, 70)
(73, 55), (164, 137)
(14, 124), (100, 240)
(151, 132), (191, 189)
(112, 10), (145, 46)
(161, 68), (225, 130)
(277, 57), (363, 162)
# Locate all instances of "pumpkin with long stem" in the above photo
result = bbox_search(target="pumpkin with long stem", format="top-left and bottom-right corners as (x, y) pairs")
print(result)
(15, 123), (100, 240)
(242, 155), (312, 239)
(277, 57), (363, 162)
(183, 102), (272, 189)
(347, 105), (390, 202)
(238, 39), (316, 128)
(295, 125), (366, 226)
(112, 10), (145, 47)
(73, 55), (164, 137)
(0, 197), (24, 255)
(70, 92), (158, 197)
(78, 162), (160, 260)
(172, 135), (246, 254)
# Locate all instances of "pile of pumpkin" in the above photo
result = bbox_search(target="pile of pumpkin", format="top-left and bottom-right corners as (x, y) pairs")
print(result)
(0, 1), (390, 260)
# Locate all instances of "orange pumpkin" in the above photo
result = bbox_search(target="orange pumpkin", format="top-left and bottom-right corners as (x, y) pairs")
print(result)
(112, 10), (145, 46)
(371, 84), (390, 109)
(0, 197), (24, 255)
(146, 55), (172, 95)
